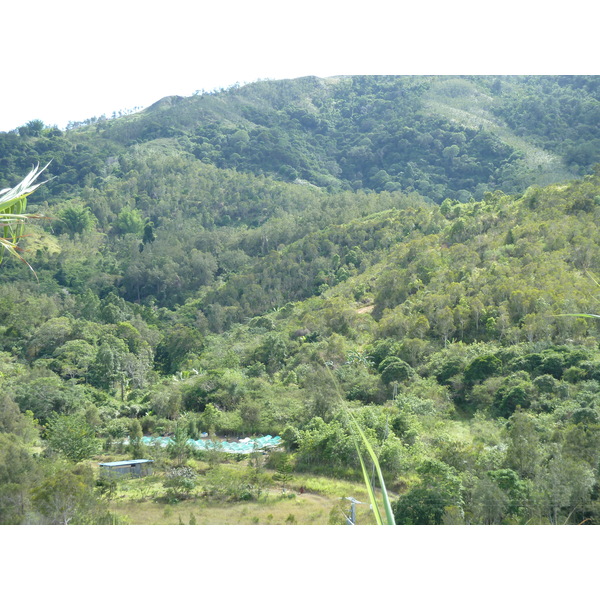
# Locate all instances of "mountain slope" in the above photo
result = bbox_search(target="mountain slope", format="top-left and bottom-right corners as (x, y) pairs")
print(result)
(3, 75), (597, 203)
(2, 76), (600, 525)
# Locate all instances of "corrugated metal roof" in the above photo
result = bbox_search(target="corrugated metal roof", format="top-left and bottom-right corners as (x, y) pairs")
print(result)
(99, 459), (154, 467)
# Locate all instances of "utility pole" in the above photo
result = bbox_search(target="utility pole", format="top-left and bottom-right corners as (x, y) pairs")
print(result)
(344, 497), (365, 525)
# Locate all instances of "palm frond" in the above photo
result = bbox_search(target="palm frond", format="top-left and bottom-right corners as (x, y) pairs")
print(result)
(0, 162), (50, 211)
(354, 436), (383, 525)
(324, 362), (396, 525)
(0, 162), (51, 271)
(348, 411), (396, 525)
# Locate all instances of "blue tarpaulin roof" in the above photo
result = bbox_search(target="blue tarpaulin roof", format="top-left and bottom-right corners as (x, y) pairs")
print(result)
(140, 435), (282, 454)
(99, 459), (155, 467)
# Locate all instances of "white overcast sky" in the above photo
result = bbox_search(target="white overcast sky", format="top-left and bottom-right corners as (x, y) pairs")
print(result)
(1, 0), (598, 132)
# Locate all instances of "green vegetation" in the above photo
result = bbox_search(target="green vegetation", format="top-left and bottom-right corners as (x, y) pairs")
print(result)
(0, 163), (49, 268)
(1, 76), (600, 524)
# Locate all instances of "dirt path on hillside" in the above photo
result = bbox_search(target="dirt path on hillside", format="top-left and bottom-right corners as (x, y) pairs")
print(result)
(356, 305), (374, 314)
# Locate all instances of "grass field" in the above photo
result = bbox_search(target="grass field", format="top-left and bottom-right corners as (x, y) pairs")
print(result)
(99, 455), (383, 525)
(109, 490), (372, 525)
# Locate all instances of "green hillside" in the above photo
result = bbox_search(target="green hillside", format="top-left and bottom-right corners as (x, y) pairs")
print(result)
(1, 75), (600, 525)
(3, 76), (599, 200)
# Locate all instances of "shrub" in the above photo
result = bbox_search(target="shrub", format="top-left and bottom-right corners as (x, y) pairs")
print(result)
(563, 366), (586, 383)
(163, 466), (197, 502)
(495, 374), (534, 417)
(533, 374), (559, 394)
(508, 353), (543, 375)
(434, 356), (466, 385)
(380, 358), (414, 385)
(464, 355), (502, 383)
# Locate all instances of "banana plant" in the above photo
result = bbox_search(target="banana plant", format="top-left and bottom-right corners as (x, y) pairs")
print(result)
(0, 162), (50, 270)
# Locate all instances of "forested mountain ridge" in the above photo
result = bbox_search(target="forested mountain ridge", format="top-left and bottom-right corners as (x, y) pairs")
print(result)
(99, 75), (596, 197)
(2, 75), (600, 525)
(2, 76), (599, 201)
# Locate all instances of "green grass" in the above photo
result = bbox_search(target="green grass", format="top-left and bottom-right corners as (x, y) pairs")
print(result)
(109, 491), (375, 525)
(423, 80), (575, 186)
(94, 453), (384, 525)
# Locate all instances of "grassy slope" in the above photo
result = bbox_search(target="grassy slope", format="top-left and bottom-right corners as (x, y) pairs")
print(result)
(423, 77), (575, 185)
(96, 455), (380, 525)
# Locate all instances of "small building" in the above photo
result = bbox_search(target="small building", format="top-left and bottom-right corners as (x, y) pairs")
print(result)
(99, 459), (154, 479)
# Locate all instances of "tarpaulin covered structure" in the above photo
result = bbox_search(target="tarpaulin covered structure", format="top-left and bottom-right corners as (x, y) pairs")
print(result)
(141, 434), (282, 454)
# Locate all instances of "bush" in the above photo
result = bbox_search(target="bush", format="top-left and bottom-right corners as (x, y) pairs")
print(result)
(380, 358), (414, 385)
(434, 356), (466, 385)
(163, 466), (197, 502)
(495, 375), (534, 417)
(508, 353), (543, 375)
(202, 466), (268, 502)
(563, 366), (586, 383)
(533, 374), (559, 394)
(464, 355), (502, 383)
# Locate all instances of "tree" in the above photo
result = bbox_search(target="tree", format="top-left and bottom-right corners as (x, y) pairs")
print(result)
(393, 459), (462, 524)
(435, 306), (456, 344)
(30, 465), (105, 525)
(113, 207), (145, 236)
(253, 333), (288, 375)
(494, 370), (534, 417)
(128, 419), (145, 459)
(442, 144), (460, 162)
(51, 339), (96, 381)
(17, 119), (45, 137)
(394, 485), (452, 525)
(273, 453), (294, 493)
(155, 325), (203, 375)
(239, 398), (262, 433)
(0, 433), (38, 524)
(45, 414), (101, 462)
(56, 203), (96, 237)
(379, 357), (414, 385)
(88, 341), (125, 391)
(505, 410), (542, 479)
(139, 221), (156, 251)
(470, 477), (509, 524)
(0, 395), (39, 443)
(487, 468), (529, 519)
(464, 355), (502, 383)
(167, 423), (191, 466)
(201, 403), (221, 435)
(150, 384), (182, 420)
(13, 374), (82, 423)
(28, 316), (74, 359)
(534, 447), (595, 524)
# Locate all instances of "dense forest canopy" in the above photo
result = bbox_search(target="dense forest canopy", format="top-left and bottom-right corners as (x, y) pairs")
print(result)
(2, 75), (600, 525)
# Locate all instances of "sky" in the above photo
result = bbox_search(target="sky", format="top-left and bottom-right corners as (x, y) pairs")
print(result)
(2, 0), (598, 132)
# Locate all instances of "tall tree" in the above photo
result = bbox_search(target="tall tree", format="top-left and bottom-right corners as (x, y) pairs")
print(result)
(45, 414), (101, 462)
